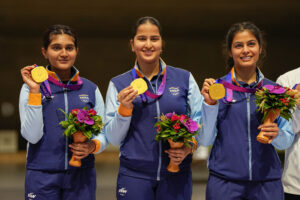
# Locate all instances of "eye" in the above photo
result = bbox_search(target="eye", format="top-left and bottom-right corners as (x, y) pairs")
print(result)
(234, 43), (243, 48)
(137, 36), (146, 41)
(151, 36), (160, 41)
(248, 41), (256, 47)
(66, 45), (75, 51)
(51, 45), (61, 51)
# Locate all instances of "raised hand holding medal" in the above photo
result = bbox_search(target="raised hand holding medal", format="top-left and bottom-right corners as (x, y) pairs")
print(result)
(130, 78), (148, 95)
(31, 65), (48, 83)
(209, 83), (226, 100)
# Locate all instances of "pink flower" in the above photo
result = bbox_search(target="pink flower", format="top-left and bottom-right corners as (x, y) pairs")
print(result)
(165, 112), (174, 119)
(264, 85), (286, 94)
(77, 109), (94, 125)
(182, 119), (199, 132)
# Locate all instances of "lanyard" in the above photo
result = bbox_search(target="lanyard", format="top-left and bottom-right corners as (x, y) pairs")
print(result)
(131, 65), (167, 102)
(34, 65), (83, 99)
(217, 67), (263, 102)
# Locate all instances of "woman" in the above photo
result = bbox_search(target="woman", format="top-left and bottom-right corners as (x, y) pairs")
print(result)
(277, 68), (300, 199)
(19, 24), (108, 200)
(199, 22), (294, 199)
(105, 16), (202, 200)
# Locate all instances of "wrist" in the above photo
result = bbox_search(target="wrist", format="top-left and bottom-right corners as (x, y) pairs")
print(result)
(30, 88), (40, 94)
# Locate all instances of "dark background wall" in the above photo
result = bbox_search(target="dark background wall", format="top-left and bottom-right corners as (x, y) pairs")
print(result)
(1, 0), (300, 149)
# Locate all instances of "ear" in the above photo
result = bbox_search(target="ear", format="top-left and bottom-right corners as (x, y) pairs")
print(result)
(228, 50), (232, 58)
(41, 48), (48, 59)
(130, 39), (135, 52)
(259, 47), (262, 54)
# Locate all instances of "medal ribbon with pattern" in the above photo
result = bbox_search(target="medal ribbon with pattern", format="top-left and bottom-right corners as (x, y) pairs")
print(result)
(131, 63), (167, 102)
(217, 67), (263, 102)
(34, 65), (83, 99)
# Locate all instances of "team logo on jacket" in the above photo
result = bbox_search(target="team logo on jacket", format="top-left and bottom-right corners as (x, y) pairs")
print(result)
(79, 94), (89, 103)
(169, 87), (180, 96)
(118, 187), (128, 196)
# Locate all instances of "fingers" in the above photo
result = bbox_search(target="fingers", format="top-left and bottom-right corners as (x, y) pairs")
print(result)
(20, 65), (41, 92)
(69, 141), (95, 160)
(118, 86), (139, 109)
(201, 78), (217, 105)
(258, 123), (279, 143)
(165, 146), (192, 165)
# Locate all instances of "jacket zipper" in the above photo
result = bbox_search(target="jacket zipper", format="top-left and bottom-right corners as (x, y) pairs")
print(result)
(246, 94), (252, 180)
(64, 88), (69, 170)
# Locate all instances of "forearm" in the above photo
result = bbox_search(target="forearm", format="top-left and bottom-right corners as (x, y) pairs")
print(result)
(272, 117), (294, 150)
(196, 101), (219, 146)
(19, 84), (44, 144)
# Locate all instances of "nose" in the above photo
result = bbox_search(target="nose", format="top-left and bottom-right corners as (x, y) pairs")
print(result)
(242, 46), (250, 54)
(60, 48), (68, 57)
(145, 39), (151, 48)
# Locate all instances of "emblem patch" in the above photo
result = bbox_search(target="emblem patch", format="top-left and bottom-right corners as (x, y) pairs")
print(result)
(79, 94), (89, 103)
(169, 87), (180, 96)
(118, 187), (128, 196)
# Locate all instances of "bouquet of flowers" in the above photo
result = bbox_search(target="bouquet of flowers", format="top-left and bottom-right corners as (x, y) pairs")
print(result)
(255, 84), (298, 143)
(58, 107), (104, 167)
(154, 112), (200, 172)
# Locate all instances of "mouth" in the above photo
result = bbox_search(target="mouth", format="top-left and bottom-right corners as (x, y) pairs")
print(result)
(240, 56), (252, 62)
(142, 50), (154, 56)
(58, 60), (69, 63)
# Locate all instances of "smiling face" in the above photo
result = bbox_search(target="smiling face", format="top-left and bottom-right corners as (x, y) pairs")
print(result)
(229, 30), (262, 70)
(130, 22), (162, 66)
(42, 33), (78, 72)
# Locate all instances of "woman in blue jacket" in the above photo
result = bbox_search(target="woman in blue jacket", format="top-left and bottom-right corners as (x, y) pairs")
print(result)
(19, 24), (108, 200)
(105, 16), (202, 200)
(199, 22), (294, 200)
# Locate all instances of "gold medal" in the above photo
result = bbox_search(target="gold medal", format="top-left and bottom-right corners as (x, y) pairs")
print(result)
(130, 78), (148, 94)
(209, 83), (225, 100)
(31, 66), (48, 83)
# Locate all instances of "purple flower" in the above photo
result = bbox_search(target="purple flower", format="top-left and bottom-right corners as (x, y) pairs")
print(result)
(165, 112), (175, 119)
(264, 85), (286, 94)
(182, 118), (198, 132)
(77, 109), (94, 125)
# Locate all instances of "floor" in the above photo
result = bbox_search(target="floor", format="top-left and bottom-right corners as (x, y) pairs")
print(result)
(0, 151), (208, 200)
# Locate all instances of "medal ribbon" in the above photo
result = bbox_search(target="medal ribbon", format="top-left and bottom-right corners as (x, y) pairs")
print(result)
(47, 75), (83, 90)
(131, 64), (167, 101)
(34, 65), (83, 99)
(216, 67), (263, 102)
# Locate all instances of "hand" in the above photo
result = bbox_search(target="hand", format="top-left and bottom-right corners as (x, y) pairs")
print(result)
(20, 65), (41, 93)
(295, 84), (300, 109)
(117, 86), (139, 109)
(258, 123), (279, 144)
(201, 78), (217, 105)
(69, 140), (96, 160)
(165, 146), (192, 165)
